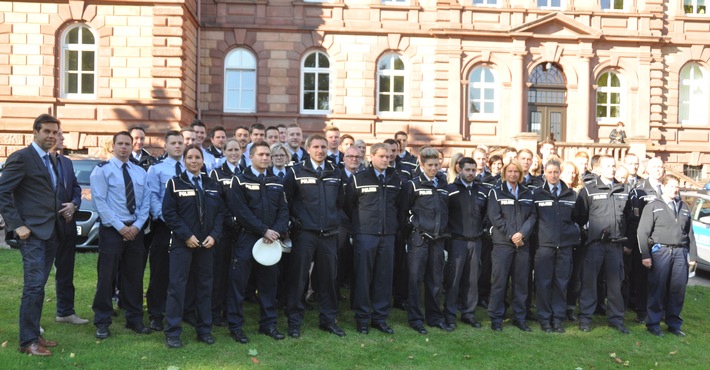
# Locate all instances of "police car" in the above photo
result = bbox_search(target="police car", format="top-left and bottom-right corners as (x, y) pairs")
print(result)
(680, 189), (710, 272)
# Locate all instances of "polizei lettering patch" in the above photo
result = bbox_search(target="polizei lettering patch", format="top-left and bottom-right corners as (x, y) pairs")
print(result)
(177, 190), (196, 197)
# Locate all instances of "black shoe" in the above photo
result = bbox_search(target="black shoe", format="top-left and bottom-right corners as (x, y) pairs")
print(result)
(647, 327), (664, 337)
(491, 322), (502, 331)
(668, 328), (686, 337)
(541, 324), (553, 333)
(287, 325), (301, 338)
(635, 315), (647, 324)
(356, 323), (369, 334)
(230, 329), (249, 344)
(259, 326), (285, 340)
(125, 323), (152, 334)
(371, 321), (394, 334)
(149, 319), (163, 332)
(319, 322), (346, 337)
(432, 322), (453, 332)
(608, 323), (630, 334)
(183, 313), (198, 327)
(579, 323), (591, 332)
(197, 334), (215, 345)
(411, 324), (428, 335)
(566, 309), (577, 322)
(166, 336), (182, 348)
(461, 317), (481, 328)
(552, 323), (565, 333)
(212, 316), (227, 327)
(95, 326), (111, 339)
(513, 321), (532, 332)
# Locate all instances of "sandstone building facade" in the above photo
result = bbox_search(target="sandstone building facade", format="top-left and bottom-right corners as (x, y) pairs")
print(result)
(1, 0), (709, 179)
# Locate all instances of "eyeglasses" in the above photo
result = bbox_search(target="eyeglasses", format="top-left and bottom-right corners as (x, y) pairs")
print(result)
(345, 155), (362, 160)
(272, 154), (288, 158)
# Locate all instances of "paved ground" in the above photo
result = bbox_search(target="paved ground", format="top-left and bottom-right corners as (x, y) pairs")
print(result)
(689, 268), (710, 287)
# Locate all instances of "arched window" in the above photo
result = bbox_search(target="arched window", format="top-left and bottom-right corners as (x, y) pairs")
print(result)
(61, 24), (97, 98)
(596, 71), (623, 120)
(679, 63), (709, 125)
(468, 66), (497, 116)
(301, 51), (331, 114)
(377, 54), (406, 114)
(224, 48), (256, 113)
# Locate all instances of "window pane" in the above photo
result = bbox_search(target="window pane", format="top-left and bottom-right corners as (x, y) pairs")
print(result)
(393, 57), (404, 70)
(318, 73), (329, 91)
(305, 53), (316, 68)
(242, 71), (256, 88)
(610, 106), (619, 117)
(304, 73), (315, 91)
(241, 90), (255, 111)
(67, 50), (78, 71)
(484, 102), (494, 113)
(226, 71), (239, 87)
(81, 73), (94, 94)
(393, 76), (404, 92)
(67, 73), (78, 94)
(82, 51), (94, 70)
(471, 68), (481, 82)
(380, 76), (390, 92)
(596, 105), (606, 117)
(610, 93), (620, 104)
(471, 87), (480, 100)
(81, 28), (95, 44)
(484, 88), (494, 100)
(470, 101), (480, 113)
(303, 92), (315, 110)
(379, 94), (390, 112)
(317, 93), (329, 110)
(598, 72), (608, 86)
(67, 28), (78, 44)
(318, 53), (329, 68)
(610, 73), (620, 87)
(393, 95), (404, 112)
(483, 68), (494, 82)
(598, 92), (608, 104)
(378, 58), (390, 71)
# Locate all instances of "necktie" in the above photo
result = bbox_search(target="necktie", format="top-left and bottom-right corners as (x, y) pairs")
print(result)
(54, 154), (64, 185)
(316, 166), (322, 178)
(43, 154), (57, 189)
(278, 171), (284, 179)
(123, 163), (136, 214)
(656, 184), (662, 196)
(378, 173), (385, 185)
(258, 173), (265, 183)
(193, 175), (204, 224)
(175, 161), (182, 176)
(433, 177), (438, 188)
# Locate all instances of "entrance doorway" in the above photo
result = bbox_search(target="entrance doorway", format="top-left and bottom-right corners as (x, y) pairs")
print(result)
(528, 63), (567, 141)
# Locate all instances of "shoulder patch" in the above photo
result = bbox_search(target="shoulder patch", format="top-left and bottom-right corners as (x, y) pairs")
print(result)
(97, 161), (110, 167)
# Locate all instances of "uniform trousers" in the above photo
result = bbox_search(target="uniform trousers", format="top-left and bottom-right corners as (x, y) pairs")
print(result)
(630, 245), (649, 317)
(646, 246), (689, 331)
(352, 234), (394, 325)
(488, 244), (529, 324)
(146, 220), (170, 321)
(392, 232), (409, 305)
(566, 243), (585, 311)
(54, 230), (78, 317)
(227, 233), (279, 331)
(164, 245), (214, 337)
(535, 246), (572, 325)
(286, 230), (338, 326)
(19, 235), (59, 347)
(443, 238), (481, 323)
(578, 241), (624, 326)
(406, 237), (445, 326)
(93, 226), (145, 328)
(478, 235), (493, 303)
(212, 227), (235, 319)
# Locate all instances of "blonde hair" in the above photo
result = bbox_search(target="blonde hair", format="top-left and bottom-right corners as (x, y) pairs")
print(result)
(447, 152), (464, 184)
(502, 160), (524, 184)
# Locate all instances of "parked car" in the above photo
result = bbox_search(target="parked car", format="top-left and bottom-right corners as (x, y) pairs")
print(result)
(680, 189), (710, 272)
(2, 156), (102, 250)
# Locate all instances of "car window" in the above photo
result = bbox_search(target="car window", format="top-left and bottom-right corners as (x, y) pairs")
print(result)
(73, 160), (100, 186)
(696, 198), (710, 224)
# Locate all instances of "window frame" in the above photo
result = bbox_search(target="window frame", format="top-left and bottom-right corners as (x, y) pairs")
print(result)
(300, 50), (333, 115)
(679, 62), (709, 125)
(684, 0), (708, 15)
(472, 0), (499, 7)
(60, 24), (98, 99)
(595, 71), (624, 122)
(223, 48), (257, 114)
(537, 0), (564, 10)
(376, 53), (407, 116)
(467, 65), (498, 119)
(380, 0), (411, 6)
(600, 0), (625, 11)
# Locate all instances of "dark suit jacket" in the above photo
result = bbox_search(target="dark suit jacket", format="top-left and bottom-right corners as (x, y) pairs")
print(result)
(0, 145), (62, 240)
(56, 154), (82, 232)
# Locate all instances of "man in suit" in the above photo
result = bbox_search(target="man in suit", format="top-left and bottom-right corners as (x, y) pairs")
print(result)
(0, 114), (65, 356)
(52, 130), (89, 325)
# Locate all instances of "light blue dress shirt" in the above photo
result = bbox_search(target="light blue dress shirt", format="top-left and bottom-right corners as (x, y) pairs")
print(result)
(202, 148), (217, 173)
(146, 156), (184, 221)
(90, 156), (150, 231)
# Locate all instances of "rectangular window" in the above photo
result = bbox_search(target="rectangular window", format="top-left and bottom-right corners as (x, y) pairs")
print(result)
(684, 165), (703, 181)
(601, 0), (624, 10)
(473, 0), (498, 5)
(685, 0), (707, 14)
(538, 0), (562, 8)
(382, 0), (409, 4)
(225, 70), (256, 113)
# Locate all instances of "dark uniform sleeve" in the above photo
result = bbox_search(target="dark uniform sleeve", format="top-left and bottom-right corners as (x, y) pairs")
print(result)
(0, 152), (26, 231)
(486, 188), (514, 240)
(208, 184), (225, 242)
(273, 190), (289, 236)
(636, 202), (656, 260)
(575, 187), (590, 229)
(162, 178), (194, 243)
(520, 199), (537, 239)
(283, 167), (297, 215)
(227, 178), (270, 237)
(343, 175), (357, 222)
(398, 180), (415, 235)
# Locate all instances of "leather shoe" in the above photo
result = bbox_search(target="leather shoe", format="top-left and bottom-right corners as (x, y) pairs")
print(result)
(20, 342), (51, 356)
(371, 321), (394, 334)
(608, 323), (630, 334)
(320, 322), (346, 337)
(287, 325), (301, 338)
(668, 328), (686, 337)
(491, 322), (502, 331)
(197, 334), (215, 345)
(648, 327), (664, 337)
(96, 326), (111, 339)
(259, 326), (285, 340)
(356, 323), (369, 334)
(566, 309), (577, 322)
(635, 315), (647, 324)
(126, 323), (152, 334)
(579, 323), (591, 332)
(513, 321), (532, 332)
(552, 324), (565, 333)
(166, 336), (182, 348)
(461, 317), (481, 328)
(432, 322), (453, 332)
(56, 314), (89, 325)
(38, 337), (57, 348)
(149, 319), (164, 332)
(411, 324), (428, 335)
(230, 329), (249, 344)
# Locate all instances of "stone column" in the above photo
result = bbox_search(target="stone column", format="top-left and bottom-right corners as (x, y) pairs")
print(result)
(572, 55), (592, 142)
(509, 53), (525, 138)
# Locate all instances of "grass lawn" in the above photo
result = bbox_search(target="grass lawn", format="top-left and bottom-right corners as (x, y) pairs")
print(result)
(0, 248), (708, 369)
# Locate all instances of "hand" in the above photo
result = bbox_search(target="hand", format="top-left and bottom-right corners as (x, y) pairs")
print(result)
(118, 226), (138, 241)
(15, 226), (31, 240)
(642, 258), (652, 269)
(58, 202), (76, 221)
(623, 247), (632, 255)
(511, 232), (524, 246)
(201, 236), (215, 249)
(263, 229), (280, 243)
(186, 235), (200, 248)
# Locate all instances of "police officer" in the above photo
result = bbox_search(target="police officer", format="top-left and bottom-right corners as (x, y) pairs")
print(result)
(344, 143), (401, 335)
(487, 160), (536, 332)
(162, 144), (225, 348)
(338, 146), (363, 300)
(226, 141), (289, 343)
(533, 159), (580, 333)
(190, 120), (218, 172)
(637, 175), (697, 337)
(91, 131), (152, 339)
(145, 130), (185, 332)
(207, 125), (227, 161)
(575, 155), (630, 334)
(129, 126), (158, 171)
(283, 133), (345, 338)
(443, 157), (487, 329)
(400, 147), (450, 335)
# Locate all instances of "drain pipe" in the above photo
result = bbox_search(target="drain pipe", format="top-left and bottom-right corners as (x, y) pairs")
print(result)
(195, 0), (201, 120)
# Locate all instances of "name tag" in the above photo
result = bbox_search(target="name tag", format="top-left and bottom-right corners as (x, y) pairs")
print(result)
(592, 194), (607, 200)
(246, 184), (260, 191)
(500, 199), (514, 205)
(300, 178), (316, 185)
(361, 187), (377, 193)
(220, 179), (232, 186)
(177, 190), (195, 197)
(537, 201), (553, 207)
(418, 189), (432, 195)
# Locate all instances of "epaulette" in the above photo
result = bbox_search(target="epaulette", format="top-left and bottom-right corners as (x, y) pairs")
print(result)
(97, 161), (110, 167)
